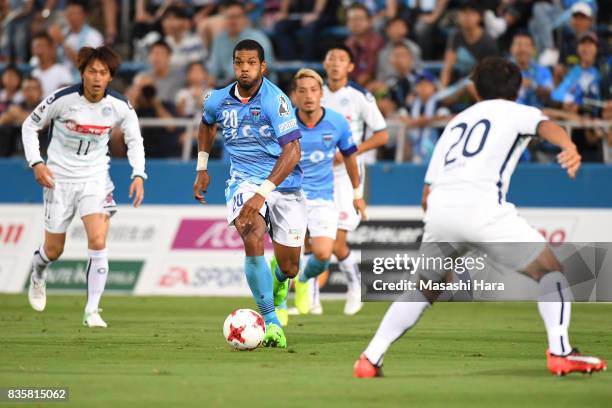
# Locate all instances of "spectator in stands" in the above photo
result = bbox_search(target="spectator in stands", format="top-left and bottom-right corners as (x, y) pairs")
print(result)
(510, 31), (553, 108)
(146, 40), (186, 104)
(0, 66), (24, 115)
(376, 17), (422, 83)
(134, 0), (170, 40)
(176, 61), (212, 118)
(128, 73), (181, 158)
(556, 2), (595, 71)
(48, 0), (104, 82)
(551, 32), (601, 117)
(137, 6), (207, 70)
(439, 1), (498, 88)
(389, 0), (450, 61)
(345, 3), (385, 86)
(273, 0), (339, 61)
(400, 71), (450, 164)
(207, 1), (274, 87)
(374, 43), (417, 118)
(30, 32), (73, 97)
(0, 76), (43, 156)
(0, 0), (34, 63)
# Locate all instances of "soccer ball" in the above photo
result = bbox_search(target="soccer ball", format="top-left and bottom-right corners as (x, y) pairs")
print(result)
(223, 309), (266, 350)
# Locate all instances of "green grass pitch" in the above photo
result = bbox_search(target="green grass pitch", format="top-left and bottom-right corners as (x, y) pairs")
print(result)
(0, 294), (610, 407)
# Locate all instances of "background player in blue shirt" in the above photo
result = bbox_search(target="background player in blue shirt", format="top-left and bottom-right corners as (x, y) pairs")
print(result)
(193, 39), (306, 348)
(286, 68), (366, 317)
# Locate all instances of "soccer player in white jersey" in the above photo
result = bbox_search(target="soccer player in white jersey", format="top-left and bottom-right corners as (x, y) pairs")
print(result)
(319, 45), (388, 315)
(22, 46), (147, 328)
(354, 57), (606, 378)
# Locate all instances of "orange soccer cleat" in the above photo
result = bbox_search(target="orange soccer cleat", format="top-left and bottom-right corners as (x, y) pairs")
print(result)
(353, 354), (383, 378)
(547, 348), (607, 376)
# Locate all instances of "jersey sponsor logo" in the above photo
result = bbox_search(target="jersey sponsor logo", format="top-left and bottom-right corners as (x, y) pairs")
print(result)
(279, 118), (297, 133)
(322, 132), (334, 148)
(45, 95), (55, 104)
(31, 112), (41, 123)
(64, 120), (112, 136)
(102, 106), (112, 116)
(278, 95), (290, 117)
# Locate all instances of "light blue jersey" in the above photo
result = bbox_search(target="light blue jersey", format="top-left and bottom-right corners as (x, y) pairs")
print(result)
(297, 107), (357, 201)
(202, 78), (302, 193)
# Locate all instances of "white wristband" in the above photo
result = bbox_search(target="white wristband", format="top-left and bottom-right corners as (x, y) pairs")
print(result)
(256, 180), (276, 199)
(196, 151), (209, 171)
(353, 187), (363, 200)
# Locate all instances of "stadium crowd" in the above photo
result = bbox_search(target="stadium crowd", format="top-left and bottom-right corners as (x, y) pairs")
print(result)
(0, 0), (610, 162)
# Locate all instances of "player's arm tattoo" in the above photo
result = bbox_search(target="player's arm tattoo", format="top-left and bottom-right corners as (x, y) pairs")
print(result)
(266, 139), (301, 185)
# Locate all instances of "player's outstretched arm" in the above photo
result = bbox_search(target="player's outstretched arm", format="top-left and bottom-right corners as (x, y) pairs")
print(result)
(357, 129), (389, 155)
(193, 121), (217, 203)
(344, 152), (367, 219)
(537, 120), (581, 179)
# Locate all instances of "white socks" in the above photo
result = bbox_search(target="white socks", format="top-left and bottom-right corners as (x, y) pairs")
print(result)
(538, 272), (572, 355)
(85, 248), (109, 314)
(339, 252), (360, 291)
(364, 290), (430, 366)
(32, 245), (50, 284)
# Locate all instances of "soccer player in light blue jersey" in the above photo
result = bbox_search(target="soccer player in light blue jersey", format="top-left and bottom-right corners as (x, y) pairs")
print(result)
(288, 68), (366, 317)
(193, 39), (306, 348)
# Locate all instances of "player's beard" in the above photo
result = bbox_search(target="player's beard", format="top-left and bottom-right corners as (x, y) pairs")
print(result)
(239, 74), (261, 90)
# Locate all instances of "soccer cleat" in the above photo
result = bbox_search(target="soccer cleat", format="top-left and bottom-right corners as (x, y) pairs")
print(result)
(310, 304), (323, 315)
(287, 307), (300, 316)
(276, 307), (289, 327)
(270, 256), (289, 307)
(28, 274), (46, 312)
(262, 323), (287, 348)
(547, 348), (607, 376)
(294, 277), (311, 315)
(83, 309), (107, 328)
(344, 288), (363, 315)
(353, 354), (383, 378)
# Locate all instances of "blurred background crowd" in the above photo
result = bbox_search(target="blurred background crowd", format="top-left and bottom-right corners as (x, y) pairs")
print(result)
(0, 0), (610, 163)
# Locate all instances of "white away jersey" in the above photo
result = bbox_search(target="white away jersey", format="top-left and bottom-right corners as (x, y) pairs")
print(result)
(22, 84), (147, 182)
(425, 99), (547, 204)
(322, 81), (386, 177)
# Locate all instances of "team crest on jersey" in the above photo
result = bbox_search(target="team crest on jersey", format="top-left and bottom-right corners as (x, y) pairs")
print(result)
(278, 95), (290, 117)
(102, 106), (112, 116)
(250, 106), (261, 121)
(322, 132), (334, 148)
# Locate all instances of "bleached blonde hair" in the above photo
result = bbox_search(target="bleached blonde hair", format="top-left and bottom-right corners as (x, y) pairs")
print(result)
(292, 68), (324, 90)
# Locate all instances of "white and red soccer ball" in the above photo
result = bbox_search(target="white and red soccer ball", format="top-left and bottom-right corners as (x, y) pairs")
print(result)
(223, 309), (266, 350)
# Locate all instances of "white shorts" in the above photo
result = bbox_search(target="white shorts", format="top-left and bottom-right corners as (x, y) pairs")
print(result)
(333, 172), (363, 232)
(306, 198), (338, 239)
(420, 198), (546, 280)
(226, 182), (307, 248)
(43, 175), (116, 233)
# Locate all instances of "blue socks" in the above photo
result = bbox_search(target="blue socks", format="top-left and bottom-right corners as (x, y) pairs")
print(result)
(299, 256), (330, 283)
(244, 256), (280, 326)
(274, 266), (288, 283)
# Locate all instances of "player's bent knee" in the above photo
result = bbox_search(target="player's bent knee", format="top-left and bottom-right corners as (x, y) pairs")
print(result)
(44, 244), (64, 261)
(312, 249), (332, 263)
(277, 259), (299, 278)
(87, 235), (107, 251)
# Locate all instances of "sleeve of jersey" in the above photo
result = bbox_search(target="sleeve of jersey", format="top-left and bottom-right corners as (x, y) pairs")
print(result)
(515, 104), (549, 136)
(201, 91), (217, 125)
(268, 92), (300, 146)
(21, 94), (59, 167)
(121, 106), (148, 180)
(337, 116), (357, 156)
(361, 92), (386, 133)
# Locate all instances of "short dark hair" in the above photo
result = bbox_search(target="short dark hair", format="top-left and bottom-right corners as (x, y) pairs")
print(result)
(2, 64), (23, 83)
(385, 16), (408, 30)
(66, 0), (87, 10)
(326, 44), (354, 63)
(150, 39), (172, 54)
(77, 46), (121, 77)
(32, 31), (53, 45)
(471, 57), (522, 101)
(347, 3), (371, 18)
(233, 39), (264, 62)
(221, 0), (246, 10)
(163, 5), (189, 19)
(512, 30), (534, 45)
